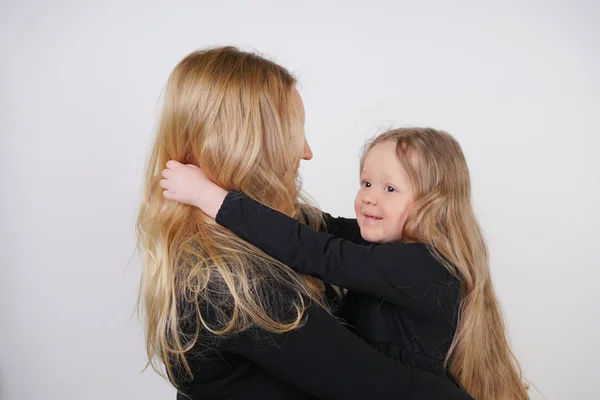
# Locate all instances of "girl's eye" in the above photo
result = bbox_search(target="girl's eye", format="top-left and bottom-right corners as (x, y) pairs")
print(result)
(385, 186), (395, 192)
(362, 181), (371, 188)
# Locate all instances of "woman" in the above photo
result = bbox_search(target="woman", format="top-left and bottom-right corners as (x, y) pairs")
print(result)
(137, 46), (473, 399)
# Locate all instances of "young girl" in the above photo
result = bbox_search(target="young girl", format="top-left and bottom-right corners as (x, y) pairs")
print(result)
(160, 127), (529, 399)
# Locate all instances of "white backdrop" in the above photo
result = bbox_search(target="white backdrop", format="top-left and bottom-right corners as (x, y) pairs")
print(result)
(1, 1), (599, 399)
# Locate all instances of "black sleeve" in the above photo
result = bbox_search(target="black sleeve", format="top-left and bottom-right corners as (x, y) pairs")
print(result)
(223, 304), (472, 400)
(216, 192), (451, 312)
(323, 213), (368, 244)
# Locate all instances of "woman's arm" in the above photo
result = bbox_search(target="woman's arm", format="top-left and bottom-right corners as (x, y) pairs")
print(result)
(223, 304), (472, 400)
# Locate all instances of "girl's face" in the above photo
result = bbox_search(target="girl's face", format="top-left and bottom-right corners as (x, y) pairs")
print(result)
(354, 140), (415, 243)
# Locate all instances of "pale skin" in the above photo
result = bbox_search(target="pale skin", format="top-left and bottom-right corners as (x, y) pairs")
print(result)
(160, 160), (227, 219)
(354, 140), (415, 243)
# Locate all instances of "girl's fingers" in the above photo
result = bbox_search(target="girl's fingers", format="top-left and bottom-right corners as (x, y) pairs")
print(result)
(166, 160), (181, 169)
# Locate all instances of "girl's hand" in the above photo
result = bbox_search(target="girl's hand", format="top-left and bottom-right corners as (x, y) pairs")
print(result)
(159, 160), (227, 219)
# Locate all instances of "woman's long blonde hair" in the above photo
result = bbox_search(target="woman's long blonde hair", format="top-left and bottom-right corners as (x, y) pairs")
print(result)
(362, 128), (529, 400)
(136, 46), (325, 385)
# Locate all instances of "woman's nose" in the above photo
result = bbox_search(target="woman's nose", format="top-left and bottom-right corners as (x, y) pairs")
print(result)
(302, 139), (313, 161)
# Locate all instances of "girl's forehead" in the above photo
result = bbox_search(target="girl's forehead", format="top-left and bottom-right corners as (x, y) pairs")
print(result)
(362, 145), (412, 181)
(364, 144), (402, 166)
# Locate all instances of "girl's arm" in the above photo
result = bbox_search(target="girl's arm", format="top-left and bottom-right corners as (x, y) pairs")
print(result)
(160, 161), (452, 313)
(217, 191), (451, 312)
(322, 212), (369, 244)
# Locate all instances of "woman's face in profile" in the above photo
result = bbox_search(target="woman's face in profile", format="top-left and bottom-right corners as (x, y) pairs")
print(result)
(291, 87), (313, 161)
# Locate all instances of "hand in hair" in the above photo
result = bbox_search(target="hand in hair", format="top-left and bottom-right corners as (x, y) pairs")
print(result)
(160, 160), (227, 218)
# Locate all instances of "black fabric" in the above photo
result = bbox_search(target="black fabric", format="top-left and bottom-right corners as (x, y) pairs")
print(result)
(213, 191), (468, 396)
(175, 299), (472, 400)
(321, 213), (462, 385)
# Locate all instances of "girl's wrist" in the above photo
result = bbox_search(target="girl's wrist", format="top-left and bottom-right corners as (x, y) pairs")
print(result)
(197, 184), (228, 219)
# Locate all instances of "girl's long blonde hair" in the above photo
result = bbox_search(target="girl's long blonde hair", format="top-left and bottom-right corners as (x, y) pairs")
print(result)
(136, 46), (325, 385)
(362, 128), (529, 400)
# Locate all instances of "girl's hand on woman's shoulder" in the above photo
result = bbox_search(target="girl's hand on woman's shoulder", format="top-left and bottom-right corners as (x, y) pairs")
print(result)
(160, 160), (227, 219)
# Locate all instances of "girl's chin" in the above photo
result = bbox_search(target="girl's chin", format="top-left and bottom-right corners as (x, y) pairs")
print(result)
(358, 228), (379, 242)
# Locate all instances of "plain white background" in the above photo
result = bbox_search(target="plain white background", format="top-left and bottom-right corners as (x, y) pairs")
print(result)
(1, 1), (598, 399)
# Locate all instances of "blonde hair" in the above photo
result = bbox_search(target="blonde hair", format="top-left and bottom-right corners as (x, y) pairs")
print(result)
(136, 46), (326, 385)
(361, 127), (529, 400)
